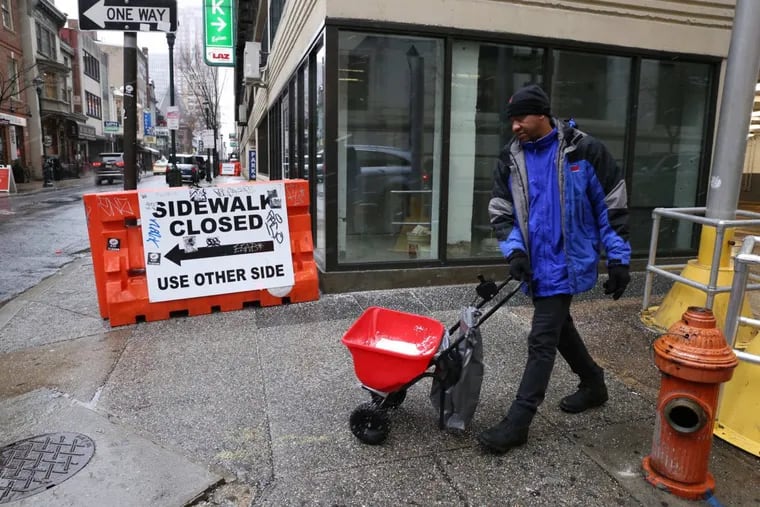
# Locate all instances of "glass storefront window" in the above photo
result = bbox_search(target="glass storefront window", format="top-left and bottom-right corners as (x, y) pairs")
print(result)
(302, 64), (309, 181)
(630, 59), (711, 254)
(447, 42), (544, 259)
(337, 31), (444, 264)
(315, 45), (326, 262)
(550, 50), (631, 161)
(281, 91), (290, 178)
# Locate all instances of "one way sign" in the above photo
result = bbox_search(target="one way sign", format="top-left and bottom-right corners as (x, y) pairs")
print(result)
(78, 0), (178, 32)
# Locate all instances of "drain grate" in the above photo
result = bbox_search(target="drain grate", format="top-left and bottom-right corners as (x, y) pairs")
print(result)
(0, 432), (95, 503)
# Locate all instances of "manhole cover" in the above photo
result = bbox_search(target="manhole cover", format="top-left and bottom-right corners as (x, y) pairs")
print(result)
(0, 433), (95, 503)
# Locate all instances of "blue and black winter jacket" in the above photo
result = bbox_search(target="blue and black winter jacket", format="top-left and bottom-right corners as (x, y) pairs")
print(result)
(488, 120), (630, 297)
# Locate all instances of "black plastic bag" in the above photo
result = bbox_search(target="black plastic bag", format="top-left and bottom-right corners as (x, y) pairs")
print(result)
(430, 306), (484, 432)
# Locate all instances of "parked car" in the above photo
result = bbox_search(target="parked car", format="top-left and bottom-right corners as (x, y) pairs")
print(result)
(195, 154), (209, 180)
(91, 152), (141, 185)
(346, 144), (431, 234)
(152, 157), (169, 175)
(632, 151), (701, 207)
(168, 153), (200, 185)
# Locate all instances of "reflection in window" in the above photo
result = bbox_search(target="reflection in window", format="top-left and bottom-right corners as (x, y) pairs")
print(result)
(337, 31), (443, 264)
(302, 64), (309, 180)
(447, 41), (543, 259)
(630, 60), (711, 254)
(342, 54), (369, 110)
(315, 45), (326, 261)
(550, 50), (630, 161)
(257, 114), (268, 179)
(281, 92), (289, 178)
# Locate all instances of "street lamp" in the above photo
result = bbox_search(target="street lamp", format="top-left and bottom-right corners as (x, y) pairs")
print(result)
(165, 32), (182, 187)
(32, 75), (52, 187)
(203, 100), (212, 182)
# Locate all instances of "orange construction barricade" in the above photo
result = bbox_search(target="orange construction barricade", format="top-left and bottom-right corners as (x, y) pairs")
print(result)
(83, 179), (318, 326)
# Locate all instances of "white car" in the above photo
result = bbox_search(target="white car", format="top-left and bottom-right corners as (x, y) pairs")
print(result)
(152, 157), (169, 175)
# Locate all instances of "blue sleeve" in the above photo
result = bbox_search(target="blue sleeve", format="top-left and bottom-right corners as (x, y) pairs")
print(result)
(499, 223), (526, 259)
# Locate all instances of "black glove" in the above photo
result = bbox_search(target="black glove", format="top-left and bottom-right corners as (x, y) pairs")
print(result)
(507, 250), (533, 283)
(604, 263), (630, 300)
(476, 275), (498, 301)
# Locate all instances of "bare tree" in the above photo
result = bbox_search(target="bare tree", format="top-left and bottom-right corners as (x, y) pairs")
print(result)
(0, 61), (39, 113)
(0, 61), (39, 176)
(177, 40), (225, 135)
(176, 39), (228, 175)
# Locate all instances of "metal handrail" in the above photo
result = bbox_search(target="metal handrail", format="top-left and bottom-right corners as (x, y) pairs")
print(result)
(642, 206), (760, 310)
(643, 206), (760, 365)
(724, 235), (760, 365)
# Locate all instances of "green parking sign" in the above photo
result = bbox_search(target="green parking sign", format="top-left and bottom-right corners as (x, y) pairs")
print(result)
(204, 0), (234, 66)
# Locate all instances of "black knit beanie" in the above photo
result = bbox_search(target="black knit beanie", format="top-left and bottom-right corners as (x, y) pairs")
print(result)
(505, 84), (551, 118)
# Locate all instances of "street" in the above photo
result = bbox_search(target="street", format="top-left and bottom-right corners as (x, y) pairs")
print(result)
(0, 173), (207, 305)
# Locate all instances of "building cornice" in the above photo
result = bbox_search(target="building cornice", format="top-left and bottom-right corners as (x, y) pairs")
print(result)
(35, 0), (68, 28)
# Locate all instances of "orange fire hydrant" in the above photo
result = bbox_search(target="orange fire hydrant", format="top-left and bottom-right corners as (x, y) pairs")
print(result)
(642, 307), (738, 500)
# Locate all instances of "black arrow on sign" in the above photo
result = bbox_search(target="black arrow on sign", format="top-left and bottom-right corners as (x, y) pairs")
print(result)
(165, 240), (275, 266)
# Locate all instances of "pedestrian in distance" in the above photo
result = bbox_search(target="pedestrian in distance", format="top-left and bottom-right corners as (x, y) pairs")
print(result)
(479, 84), (631, 454)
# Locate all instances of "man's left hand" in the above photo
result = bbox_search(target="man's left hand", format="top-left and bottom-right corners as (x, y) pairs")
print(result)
(604, 264), (630, 300)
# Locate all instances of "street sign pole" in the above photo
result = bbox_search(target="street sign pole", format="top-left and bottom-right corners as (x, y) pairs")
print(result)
(123, 32), (138, 190)
(78, 0), (178, 188)
(166, 32), (181, 187)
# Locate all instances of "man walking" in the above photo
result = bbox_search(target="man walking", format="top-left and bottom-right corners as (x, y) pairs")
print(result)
(479, 84), (631, 454)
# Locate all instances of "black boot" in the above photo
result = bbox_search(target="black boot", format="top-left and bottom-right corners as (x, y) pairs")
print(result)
(560, 378), (608, 413)
(477, 417), (529, 454)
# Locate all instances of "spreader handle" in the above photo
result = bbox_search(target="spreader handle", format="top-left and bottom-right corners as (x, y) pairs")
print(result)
(447, 276), (514, 336)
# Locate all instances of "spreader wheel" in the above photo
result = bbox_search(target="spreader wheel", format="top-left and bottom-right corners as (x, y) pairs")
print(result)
(350, 402), (390, 445)
(371, 389), (407, 409)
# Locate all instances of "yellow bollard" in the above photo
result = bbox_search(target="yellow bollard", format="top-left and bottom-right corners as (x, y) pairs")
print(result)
(714, 335), (760, 457)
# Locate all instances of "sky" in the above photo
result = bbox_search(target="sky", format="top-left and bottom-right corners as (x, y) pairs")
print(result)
(53, 0), (236, 141)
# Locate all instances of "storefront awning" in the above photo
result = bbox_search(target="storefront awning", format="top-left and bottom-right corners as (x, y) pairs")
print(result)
(0, 112), (27, 127)
(78, 124), (97, 141)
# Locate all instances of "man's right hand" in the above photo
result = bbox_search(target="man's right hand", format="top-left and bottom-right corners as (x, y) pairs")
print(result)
(507, 250), (533, 283)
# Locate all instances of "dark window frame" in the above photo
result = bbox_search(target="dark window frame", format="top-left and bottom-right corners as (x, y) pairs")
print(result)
(83, 51), (100, 81)
(85, 90), (102, 119)
(35, 22), (57, 59)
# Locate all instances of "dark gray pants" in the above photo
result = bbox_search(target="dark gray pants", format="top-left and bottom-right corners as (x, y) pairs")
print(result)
(507, 294), (603, 427)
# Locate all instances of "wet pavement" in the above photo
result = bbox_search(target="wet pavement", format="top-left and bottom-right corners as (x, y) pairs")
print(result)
(1, 250), (759, 506)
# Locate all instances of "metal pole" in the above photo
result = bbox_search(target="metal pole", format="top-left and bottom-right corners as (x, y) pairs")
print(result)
(166, 32), (181, 187)
(724, 242), (753, 347)
(642, 212), (662, 310)
(212, 106), (218, 179)
(123, 32), (138, 190)
(705, 0), (760, 220)
(205, 104), (212, 182)
(35, 83), (52, 187)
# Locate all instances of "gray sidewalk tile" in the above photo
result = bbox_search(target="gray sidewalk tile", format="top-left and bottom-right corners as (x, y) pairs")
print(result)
(0, 300), (108, 354)
(257, 458), (463, 506)
(0, 330), (129, 402)
(0, 389), (220, 507)
(97, 313), (270, 485)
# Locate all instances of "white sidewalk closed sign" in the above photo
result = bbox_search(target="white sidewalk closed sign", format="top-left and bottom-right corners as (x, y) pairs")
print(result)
(138, 183), (294, 302)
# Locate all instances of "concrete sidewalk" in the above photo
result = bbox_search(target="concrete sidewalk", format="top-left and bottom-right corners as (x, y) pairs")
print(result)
(0, 256), (758, 506)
